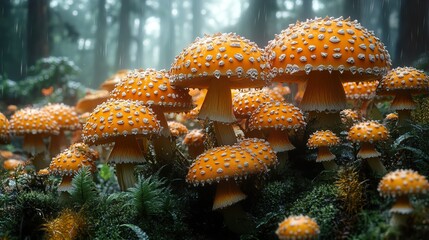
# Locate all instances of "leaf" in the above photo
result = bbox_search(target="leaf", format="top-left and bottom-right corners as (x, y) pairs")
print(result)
(393, 132), (413, 148)
(99, 163), (113, 181)
(397, 146), (429, 161)
(70, 166), (97, 206)
(120, 224), (149, 240)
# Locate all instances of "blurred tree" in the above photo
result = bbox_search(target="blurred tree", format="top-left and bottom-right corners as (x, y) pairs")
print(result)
(27, 0), (50, 67)
(116, 0), (131, 69)
(343, 0), (361, 21)
(236, 0), (278, 47)
(395, 0), (429, 66)
(135, 0), (147, 68)
(159, 0), (175, 69)
(299, 0), (313, 21)
(379, 0), (391, 46)
(192, 0), (202, 39)
(94, 0), (108, 85)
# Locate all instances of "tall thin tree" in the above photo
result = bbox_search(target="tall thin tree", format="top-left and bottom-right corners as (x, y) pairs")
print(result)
(27, 0), (50, 67)
(116, 0), (131, 69)
(93, 0), (107, 86)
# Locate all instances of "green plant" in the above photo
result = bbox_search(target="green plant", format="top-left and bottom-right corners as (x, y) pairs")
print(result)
(70, 166), (98, 207)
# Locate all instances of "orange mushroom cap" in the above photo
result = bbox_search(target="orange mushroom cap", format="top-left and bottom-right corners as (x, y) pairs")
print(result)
(111, 69), (194, 112)
(340, 109), (360, 125)
(347, 121), (389, 143)
(378, 169), (429, 198)
(307, 130), (340, 148)
(3, 159), (25, 171)
(266, 16), (391, 82)
(42, 103), (80, 131)
(378, 67), (429, 94)
(186, 145), (267, 186)
(183, 129), (206, 146)
(237, 138), (278, 168)
(82, 99), (161, 145)
(170, 32), (269, 88)
(343, 81), (378, 100)
(75, 90), (110, 114)
(276, 215), (320, 240)
(167, 121), (188, 137)
(248, 102), (306, 131)
(9, 108), (59, 136)
(0, 112), (9, 143)
(384, 112), (398, 122)
(49, 143), (97, 176)
(100, 69), (129, 92)
(232, 89), (278, 119)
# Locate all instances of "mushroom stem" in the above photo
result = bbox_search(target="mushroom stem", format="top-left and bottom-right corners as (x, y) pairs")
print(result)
(213, 181), (247, 210)
(322, 160), (338, 170)
(49, 129), (69, 157)
(151, 107), (175, 162)
(316, 146), (336, 162)
(307, 111), (343, 133)
(188, 144), (205, 159)
(389, 195), (413, 229)
(299, 72), (347, 112)
(58, 175), (74, 192)
(267, 130), (294, 152)
(359, 99), (371, 119)
(367, 157), (387, 176)
(23, 134), (46, 155)
(357, 142), (381, 159)
(396, 110), (412, 126)
(221, 204), (255, 234)
(199, 81), (236, 123)
(116, 163), (137, 191)
(390, 92), (416, 111)
(108, 137), (144, 191)
(213, 121), (237, 146)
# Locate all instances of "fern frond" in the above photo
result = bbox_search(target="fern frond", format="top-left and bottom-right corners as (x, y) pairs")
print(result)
(70, 166), (97, 206)
(128, 176), (169, 217)
(120, 224), (149, 240)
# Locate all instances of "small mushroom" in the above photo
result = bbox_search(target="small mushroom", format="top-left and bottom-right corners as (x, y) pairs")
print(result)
(307, 130), (340, 170)
(276, 215), (320, 240)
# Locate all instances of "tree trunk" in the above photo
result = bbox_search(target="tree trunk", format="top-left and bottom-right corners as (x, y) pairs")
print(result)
(93, 0), (107, 86)
(27, 0), (49, 67)
(299, 0), (313, 21)
(380, 0), (390, 45)
(159, 0), (174, 69)
(136, 0), (146, 68)
(395, 0), (429, 66)
(116, 0), (131, 69)
(343, 0), (361, 21)
(192, 0), (202, 38)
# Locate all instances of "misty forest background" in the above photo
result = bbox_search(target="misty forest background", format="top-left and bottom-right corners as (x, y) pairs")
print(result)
(0, 0), (428, 96)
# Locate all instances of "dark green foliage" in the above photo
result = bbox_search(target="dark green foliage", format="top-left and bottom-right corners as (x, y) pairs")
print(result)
(288, 184), (340, 239)
(0, 191), (60, 239)
(70, 167), (98, 207)
(120, 224), (149, 240)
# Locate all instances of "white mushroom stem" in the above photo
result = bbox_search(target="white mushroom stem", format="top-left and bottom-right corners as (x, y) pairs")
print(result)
(151, 107), (175, 162)
(213, 121), (237, 146)
(198, 81), (236, 123)
(108, 137), (144, 191)
(316, 146), (338, 170)
(299, 72), (347, 112)
(357, 142), (381, 159)
(390, 196), (413, 229)
(49, 129), (69, 157)
(267, 130), (294, 153)
(58, 175), (74, 192)
(213, 181), (247, 210)
(23, 134), (46, 156)
(367, 157), (387, 176)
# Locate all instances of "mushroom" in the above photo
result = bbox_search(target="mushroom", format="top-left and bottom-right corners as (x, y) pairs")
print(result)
(347, 121), (389, 175)
(9, 108), (59, 169)
(42, 103), (80, 156)
(343, 81), (378, 118)
(340, 109), (360, 128)
(82, 99), (160, 190)
(248, 101), (306, 152)
(100, 69), (129, 92)
(111, 69), (193, 163)
(265, 16), (391, 131)
(383, 112), (399, 127)
(378, 169), (429, 228)
(183, 129), (206, 159)
(3, 159), (25, 172)
(0, 112), (10, 144)
(269, 83), (290, 100)
(377, 67), (429, 125)
(167, 121), (188, 138)
(307, 130), (340, 170)
(49, 143), (97, 192)
(75, 90), (110, 114)
(186, 145), (267, 210)
(237, 138), (278, 169)
(276, 215), (320, 240)
(170, 33), (269, 145)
